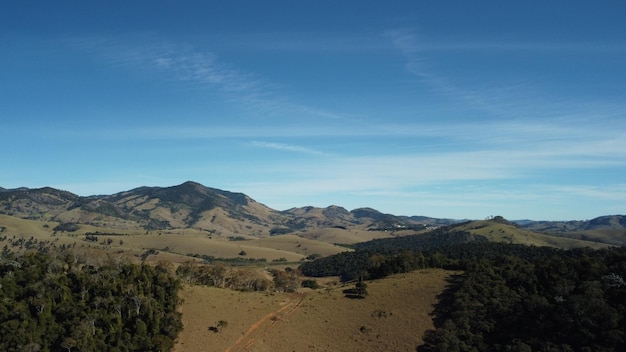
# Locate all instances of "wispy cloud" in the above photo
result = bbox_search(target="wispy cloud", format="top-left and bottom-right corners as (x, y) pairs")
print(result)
(249, 141), (328, 156)
(384, 30), (626, 54)
(383, 28), (626, 123)
(61, 115), (626, 183)
(208, 31), (388, 53)
(69, 35), (349, 120)
(384, 29), (510, 116)
(236, 142), (626, 196)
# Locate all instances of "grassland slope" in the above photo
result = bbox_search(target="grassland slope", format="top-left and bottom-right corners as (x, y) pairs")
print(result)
(451, 218), (611, 249)
(174, 268), (455, 352)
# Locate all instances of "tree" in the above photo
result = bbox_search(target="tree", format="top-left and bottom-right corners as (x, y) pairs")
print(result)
(217, 320), (228, 330)
(60, 337), (77, 352)
(272, 269), (300, 292)
(355, 280), (368, 298)
(209, 320), (229, 333)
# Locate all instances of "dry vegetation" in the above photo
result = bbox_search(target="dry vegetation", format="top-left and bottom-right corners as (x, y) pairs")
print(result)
(453, 220), (611, 249)
(174, 269), (456, 352)
(294, 227), (393, 245)
(0, 214), (349, 264)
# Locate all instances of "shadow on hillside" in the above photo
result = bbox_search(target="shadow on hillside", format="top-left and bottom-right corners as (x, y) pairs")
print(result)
(416, 272), (466, 352)
(342, 288), (366, 299)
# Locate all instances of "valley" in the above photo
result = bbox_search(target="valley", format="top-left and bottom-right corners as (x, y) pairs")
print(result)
(1, 181), (625, 351)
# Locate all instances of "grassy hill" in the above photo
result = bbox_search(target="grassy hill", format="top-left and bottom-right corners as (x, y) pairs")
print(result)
(516, 215), (626, 246)
(173, 268), (456, 352)
(449, 218), (611, 249)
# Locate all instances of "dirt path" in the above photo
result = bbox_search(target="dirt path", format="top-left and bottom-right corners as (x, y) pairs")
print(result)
(224, 293), (305, 352)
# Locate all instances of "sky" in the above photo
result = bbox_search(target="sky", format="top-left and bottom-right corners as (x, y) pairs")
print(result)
(1, 1), (625, 220)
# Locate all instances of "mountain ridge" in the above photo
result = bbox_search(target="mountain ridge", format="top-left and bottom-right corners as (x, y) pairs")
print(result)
(1, 181), (624, 241)
(0, 181), (449, 237)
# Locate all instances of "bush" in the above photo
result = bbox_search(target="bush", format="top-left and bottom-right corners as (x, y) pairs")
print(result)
(301, 279), (320, 289)
(53, 222), (79, 232)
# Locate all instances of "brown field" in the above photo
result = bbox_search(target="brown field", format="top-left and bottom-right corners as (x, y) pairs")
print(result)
(249, 234), (352, 257)
(0, 214), (59, 237)
(294, 227), (393, 245)
(174, 269), (456, 352)
(0, 214), (349, 263)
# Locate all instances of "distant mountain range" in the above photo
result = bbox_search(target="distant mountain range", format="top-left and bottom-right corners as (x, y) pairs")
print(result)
(1, 181), (624, 239)
(0, 181), (455, 237)
(513, 216), (626, 232)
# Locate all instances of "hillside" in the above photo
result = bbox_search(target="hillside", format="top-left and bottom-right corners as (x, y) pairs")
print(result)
(174, 269), (456, 352)
(448, 216), (611, 249)
(1, 183), (624, 264)
(516, 215), (626, 246)
(0, 181), (435, 240)
(516, 215), (626, 232)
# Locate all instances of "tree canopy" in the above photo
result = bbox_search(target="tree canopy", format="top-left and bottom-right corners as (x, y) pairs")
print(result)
(0, 251), (182, 351)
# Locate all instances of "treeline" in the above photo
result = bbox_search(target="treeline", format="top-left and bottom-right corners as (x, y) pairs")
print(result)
(354, 228), (486, 252)
(421, 247), (626, 351)
(299, 229), (560, 281)
(175, 261), (301, 293)
(0, 250), (182, 351)
(298, 228), (478, 281)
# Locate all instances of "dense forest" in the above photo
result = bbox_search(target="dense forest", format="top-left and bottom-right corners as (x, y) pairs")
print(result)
(299, 228), (559, 281)
(299, 229), (626, 351)
(421, 247), (626, 351)
(0, 250), (182, 351)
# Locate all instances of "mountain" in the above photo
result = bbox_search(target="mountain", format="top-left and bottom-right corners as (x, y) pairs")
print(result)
(515, 215), (626, 232)
(1, 182), (623, 246)
(0, 186), (81, 220)
(0, 181), (438, 238)
(515, 215), (626, 246)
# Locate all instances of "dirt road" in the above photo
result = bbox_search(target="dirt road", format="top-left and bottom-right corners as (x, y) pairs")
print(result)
(225, 293), (305, 352)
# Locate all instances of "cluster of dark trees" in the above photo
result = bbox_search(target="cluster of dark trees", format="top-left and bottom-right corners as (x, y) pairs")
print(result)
(299, 228), (626, 351)
(421, 247), (626, 351)
(299, 228), (492, 281)
(299, 227), (575, 281)
(0, 251), (182, 351)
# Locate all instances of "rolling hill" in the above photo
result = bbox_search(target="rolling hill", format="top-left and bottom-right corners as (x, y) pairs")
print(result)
(515, 215), (626, 246)
(1, 182), (624, 262)
(0, 181), (444, 239)
(2, 182), (625, 352)
(447, 216), (611, 249)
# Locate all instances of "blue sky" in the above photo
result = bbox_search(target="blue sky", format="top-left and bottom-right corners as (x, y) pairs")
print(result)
(1, 1), (625, 220)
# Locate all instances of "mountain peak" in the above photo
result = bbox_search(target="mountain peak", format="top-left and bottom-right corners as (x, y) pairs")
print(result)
(179, 180), (205, 188)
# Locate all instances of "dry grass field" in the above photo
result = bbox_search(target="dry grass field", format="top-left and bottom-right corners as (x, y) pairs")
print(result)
(0, 214), (349, 263)
(294, 227), (393, 245)
(0, 214), (59, 237)
(174, 269), (457, 352)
